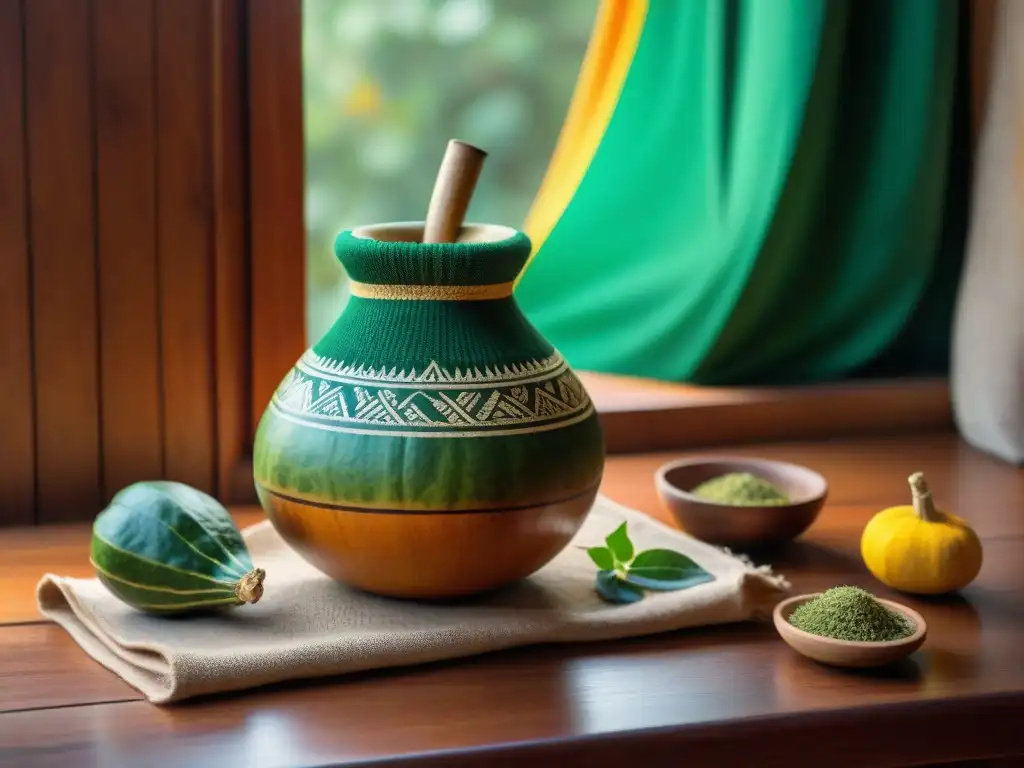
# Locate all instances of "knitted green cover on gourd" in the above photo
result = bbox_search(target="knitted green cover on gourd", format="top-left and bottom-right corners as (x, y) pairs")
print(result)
(253, 227), (605, 513)
(315, 230), (549, 374)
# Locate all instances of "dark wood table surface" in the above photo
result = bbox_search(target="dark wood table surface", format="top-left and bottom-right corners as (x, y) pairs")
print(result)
(2, 432), (1023, 767)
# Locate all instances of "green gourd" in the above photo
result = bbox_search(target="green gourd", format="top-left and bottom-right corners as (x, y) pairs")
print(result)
(91, 481), (265, 614)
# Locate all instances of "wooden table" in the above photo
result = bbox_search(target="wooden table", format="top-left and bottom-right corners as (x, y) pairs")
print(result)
(2, 432), (1023, 767)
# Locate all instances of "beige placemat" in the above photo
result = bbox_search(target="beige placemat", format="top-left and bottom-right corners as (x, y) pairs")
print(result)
(37, 494), (790, 704)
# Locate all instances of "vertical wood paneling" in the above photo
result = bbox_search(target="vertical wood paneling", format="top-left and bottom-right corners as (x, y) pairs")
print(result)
(155, 0), (216, 494)
(94, 0), (163, 500)
(24, 0), (102, 522)
(212, 0), (252, 503)
(0, 0), (36, 524)
(248, 0), (306, 432)
(1, 0), (260, 524)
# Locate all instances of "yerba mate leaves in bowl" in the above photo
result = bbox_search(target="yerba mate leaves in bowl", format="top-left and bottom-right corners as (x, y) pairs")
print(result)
(788, 586), (914, 642)
(691, 472), (790, 506)
(655, 457), (828, 546)
(773, 587), (927, 669)
(585, 522), (715, 604)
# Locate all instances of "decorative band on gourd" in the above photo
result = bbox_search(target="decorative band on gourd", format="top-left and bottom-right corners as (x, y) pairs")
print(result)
(348, 280), (514, 301)
(269, 347), (594, 439)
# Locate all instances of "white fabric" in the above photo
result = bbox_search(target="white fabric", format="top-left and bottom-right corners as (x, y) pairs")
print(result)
(951, 0), (1024, 465)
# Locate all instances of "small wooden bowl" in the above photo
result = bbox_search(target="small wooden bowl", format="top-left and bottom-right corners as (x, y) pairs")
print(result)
(773, 593), (928, 668)
(654, 457), (827, 546)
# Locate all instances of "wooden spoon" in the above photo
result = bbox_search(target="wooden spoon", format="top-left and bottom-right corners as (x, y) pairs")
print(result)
(422, 139), (487, 244)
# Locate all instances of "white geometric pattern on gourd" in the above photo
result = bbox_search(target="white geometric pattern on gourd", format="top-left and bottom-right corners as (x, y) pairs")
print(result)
(300, 350), (565, 385)
(272, 365), (591, 430)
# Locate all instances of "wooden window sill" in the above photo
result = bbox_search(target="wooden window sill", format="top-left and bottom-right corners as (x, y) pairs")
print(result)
(578, 371), (953, 453)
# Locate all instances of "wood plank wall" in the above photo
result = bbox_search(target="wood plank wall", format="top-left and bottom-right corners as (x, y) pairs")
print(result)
(0, 0), (35, 526)
(0, 0), (250, 525)
(248, 0), (306, 436)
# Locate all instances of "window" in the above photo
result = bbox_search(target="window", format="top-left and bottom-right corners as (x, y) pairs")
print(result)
(302, 0), (598, 341)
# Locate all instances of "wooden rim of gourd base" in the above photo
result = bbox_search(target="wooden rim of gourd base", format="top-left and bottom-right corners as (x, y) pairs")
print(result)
(773, 592), (928, 648)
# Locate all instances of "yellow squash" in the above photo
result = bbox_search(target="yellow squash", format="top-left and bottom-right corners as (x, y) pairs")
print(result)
(860, 472), (983, 595)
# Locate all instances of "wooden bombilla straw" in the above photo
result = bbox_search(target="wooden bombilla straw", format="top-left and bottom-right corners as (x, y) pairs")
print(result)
(422, 139), (487, 244)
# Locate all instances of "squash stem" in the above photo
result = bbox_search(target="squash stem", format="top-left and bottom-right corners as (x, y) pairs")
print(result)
(908, 472), (939, 522)
(235, 568), (266, 604)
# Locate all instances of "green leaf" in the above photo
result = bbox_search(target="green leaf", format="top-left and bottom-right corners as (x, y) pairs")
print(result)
(604, 522), (634, 566)
(595, 570), (644, 604)
(586, 547), (615, 571)
(623, 549), (716, 591)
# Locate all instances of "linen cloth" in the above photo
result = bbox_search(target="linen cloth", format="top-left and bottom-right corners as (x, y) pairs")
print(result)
(38, 494), (789, 704)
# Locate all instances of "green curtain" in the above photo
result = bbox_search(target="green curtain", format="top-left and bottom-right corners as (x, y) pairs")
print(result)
(516, 0), (967, 385)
